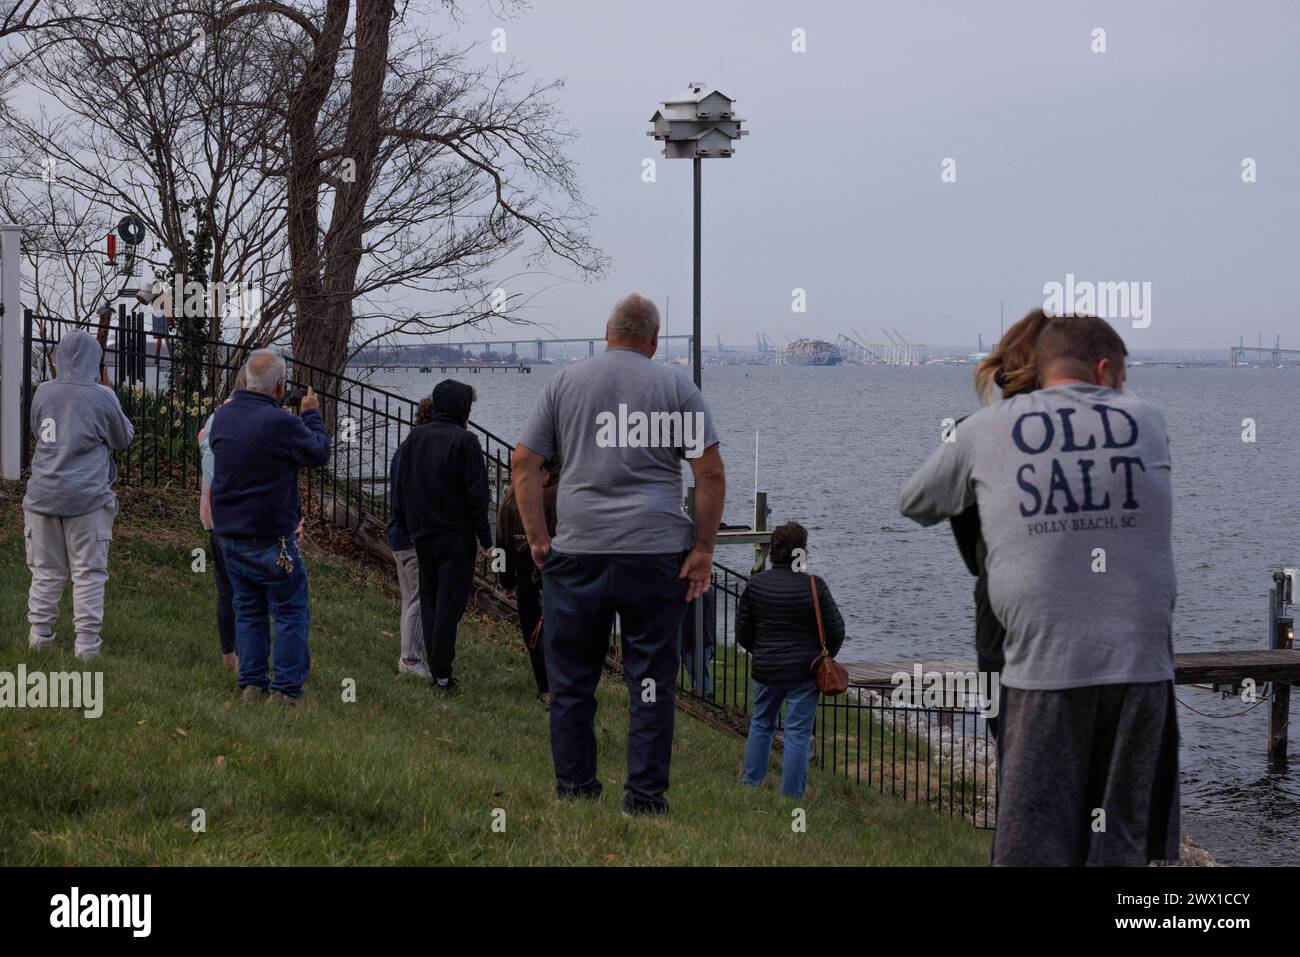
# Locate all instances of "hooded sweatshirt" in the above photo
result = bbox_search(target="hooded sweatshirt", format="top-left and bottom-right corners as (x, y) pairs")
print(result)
(898, 382), (1176, 690)
(393, 380), (491, 548)
(23, 331), (135, 517)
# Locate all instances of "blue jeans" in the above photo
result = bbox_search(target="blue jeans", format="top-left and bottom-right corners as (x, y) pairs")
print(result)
(740, 678), (820, 798)
(541, 550), (689, 810)
(219, 534), (311, 698)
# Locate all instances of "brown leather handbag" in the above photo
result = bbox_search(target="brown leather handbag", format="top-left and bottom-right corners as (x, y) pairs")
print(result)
(808, 575), (848, 695)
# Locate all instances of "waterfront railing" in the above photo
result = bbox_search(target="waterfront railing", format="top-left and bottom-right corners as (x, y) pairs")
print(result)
(20, 310), (994, 827)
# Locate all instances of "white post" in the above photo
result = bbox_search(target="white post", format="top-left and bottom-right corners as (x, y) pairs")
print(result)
(0, 223), (23, 480)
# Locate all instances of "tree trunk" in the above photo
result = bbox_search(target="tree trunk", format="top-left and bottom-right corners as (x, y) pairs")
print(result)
(291, 0), (394, 392)
(285, 0), (349, 388)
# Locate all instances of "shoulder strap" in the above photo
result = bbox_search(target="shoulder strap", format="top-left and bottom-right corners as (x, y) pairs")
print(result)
(809, 574), (827, 655)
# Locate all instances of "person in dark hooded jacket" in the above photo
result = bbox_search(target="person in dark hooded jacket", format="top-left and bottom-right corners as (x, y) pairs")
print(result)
(393, 380), (491, 691)
(736, 521), (845, 798)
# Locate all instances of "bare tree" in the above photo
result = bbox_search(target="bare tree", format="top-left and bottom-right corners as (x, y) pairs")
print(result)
(1, 0), (294, 364)
(222, 0), (606, 384)
(1, 0), (606, 390)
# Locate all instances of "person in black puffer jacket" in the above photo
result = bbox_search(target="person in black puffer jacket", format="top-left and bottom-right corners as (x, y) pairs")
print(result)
(736, 521), (845, 798)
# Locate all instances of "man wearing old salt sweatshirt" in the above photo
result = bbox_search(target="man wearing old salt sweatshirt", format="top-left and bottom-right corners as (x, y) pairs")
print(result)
(899, 315), (1179, 867)
(23, 330), (134, 662)
(210, 350), (330, 705)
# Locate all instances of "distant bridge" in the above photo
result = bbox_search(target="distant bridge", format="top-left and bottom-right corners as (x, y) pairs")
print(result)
(1230, 336), (1300, 368)
(355, 333), (696, 364)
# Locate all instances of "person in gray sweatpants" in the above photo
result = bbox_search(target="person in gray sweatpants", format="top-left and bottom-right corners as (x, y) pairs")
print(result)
(22, 330), (134, 662)
(388, 396), (433, 677)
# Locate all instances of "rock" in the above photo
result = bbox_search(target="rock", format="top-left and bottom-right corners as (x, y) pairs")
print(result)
(1151, 835), (1220, 867)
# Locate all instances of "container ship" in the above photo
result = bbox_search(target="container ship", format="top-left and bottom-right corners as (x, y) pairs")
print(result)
(779, 338), (843, 366)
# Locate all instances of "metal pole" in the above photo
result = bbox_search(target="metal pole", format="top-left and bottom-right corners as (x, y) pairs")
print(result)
(1269, 572), (1292, 768)
(20, 308), (32, 475)
(0, 223), (23, 480)
(692, 156), (702, 389)
(684, 486), (706, 696)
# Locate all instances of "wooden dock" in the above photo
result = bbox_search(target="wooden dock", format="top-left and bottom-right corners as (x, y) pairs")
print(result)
(843, 572), (1297, 766)
(844, 650), (1300, 687)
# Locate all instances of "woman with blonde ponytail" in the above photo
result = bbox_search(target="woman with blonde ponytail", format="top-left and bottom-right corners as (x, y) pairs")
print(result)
(974, 308), (1050, 406)
(951, 308), (1050, 738)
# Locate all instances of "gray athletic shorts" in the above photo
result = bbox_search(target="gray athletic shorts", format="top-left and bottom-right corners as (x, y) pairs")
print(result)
(993, 681), (1180, 866)
(151, 312), (167, 337)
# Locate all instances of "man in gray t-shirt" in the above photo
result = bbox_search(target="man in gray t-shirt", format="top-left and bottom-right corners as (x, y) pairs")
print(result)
(514, 293), (725, 814)
(900, 316), (1180, 866)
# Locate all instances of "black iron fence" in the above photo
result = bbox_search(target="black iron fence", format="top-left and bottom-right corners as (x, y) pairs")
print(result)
(21, 310), (514, 553)
(20, 309), (994, 827)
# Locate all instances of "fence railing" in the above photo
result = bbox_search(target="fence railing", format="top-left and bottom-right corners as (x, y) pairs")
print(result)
(669, 555), (995, 827)
(22, 310), (514, 559)
(20, 308), (994, 827)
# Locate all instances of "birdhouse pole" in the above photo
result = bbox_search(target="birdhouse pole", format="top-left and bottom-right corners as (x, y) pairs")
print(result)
(649, 82), (747, 695)
(648, 82), (747, 390)
(692, 155), (701, 387)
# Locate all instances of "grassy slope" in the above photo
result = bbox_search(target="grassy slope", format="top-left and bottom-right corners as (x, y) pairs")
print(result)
(0, 481), (990, 866)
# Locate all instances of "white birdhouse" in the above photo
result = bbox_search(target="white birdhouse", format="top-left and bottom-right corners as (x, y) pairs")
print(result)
(648, 82), (747, 159)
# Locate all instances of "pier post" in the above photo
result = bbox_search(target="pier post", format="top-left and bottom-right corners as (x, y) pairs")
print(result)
(1269, 572), (1294, 768)
(752, 491), (768, 574)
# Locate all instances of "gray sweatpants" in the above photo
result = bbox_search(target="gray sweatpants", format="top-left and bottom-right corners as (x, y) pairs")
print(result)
(393, 547), (424, 662)
(993, 680), (1180, 867)
(23, 502), (117, 657)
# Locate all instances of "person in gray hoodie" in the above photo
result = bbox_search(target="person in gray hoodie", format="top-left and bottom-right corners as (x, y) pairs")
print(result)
(22, 330), (135, 662)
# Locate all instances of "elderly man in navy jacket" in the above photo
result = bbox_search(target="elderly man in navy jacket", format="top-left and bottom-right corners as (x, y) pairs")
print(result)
(211, 350), (330, 704)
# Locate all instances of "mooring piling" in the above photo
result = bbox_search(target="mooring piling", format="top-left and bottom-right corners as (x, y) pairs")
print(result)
(1268, 569), (1296, 768)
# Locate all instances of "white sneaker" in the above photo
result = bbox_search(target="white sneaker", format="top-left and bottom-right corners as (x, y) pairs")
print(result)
(28, 630), (56, 651)
(75, 645), (102, 663)
(399, 657), (431, 678)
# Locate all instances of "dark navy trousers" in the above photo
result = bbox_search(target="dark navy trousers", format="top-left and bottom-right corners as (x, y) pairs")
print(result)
(413, 531), (478, 682)
(541, 550), (689, 810)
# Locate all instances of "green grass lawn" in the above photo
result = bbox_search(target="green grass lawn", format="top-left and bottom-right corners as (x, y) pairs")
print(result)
(0, 480), (991, 866)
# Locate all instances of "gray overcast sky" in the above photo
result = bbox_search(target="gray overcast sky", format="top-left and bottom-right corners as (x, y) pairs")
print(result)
(428, 0), (1300, 351)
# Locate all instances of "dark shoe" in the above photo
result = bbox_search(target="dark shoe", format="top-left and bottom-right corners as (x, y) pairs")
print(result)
(622, 796), (669, 817)
(556, 781), (602, 801)
(241, 685), (269, 703)
(433, 677), (461, 695)
(268, 690), (301, 708)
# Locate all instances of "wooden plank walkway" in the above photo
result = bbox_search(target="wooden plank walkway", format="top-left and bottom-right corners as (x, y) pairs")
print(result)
(844, 650), (1300, 687)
